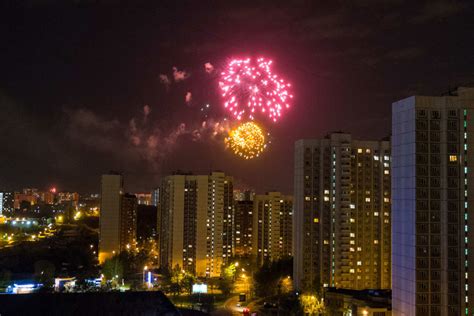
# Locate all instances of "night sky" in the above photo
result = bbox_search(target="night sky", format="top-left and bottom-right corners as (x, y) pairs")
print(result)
(1, 0), (473, 194)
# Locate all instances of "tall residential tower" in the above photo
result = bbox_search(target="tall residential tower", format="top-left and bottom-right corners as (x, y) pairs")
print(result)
(99, 174), (137, 263)
(294, 133), (391, 292)
(157, 171), (234, 277)
(253, 192), (293, 266)
(392, 87), (474, 315)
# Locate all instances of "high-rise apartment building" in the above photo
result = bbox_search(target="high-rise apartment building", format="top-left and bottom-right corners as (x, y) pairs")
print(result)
(158, 171), (233, 277)
(99, 173), (131, 263)
(253, 192), (293, 266)
(1, 192), (14, 214)
(120, 193), (137, 250)
(151, 188), (160, 207)
(392, 87), (474, 315)
(234, 199), (254, 256)
(293, 133), (391, 292)
(135, 193), (152, 205)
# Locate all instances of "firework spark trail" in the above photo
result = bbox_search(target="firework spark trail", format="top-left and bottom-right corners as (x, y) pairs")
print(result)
(219, 57), (293, 123)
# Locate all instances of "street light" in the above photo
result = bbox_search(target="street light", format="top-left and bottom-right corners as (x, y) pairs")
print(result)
(143, 266), (148, 287)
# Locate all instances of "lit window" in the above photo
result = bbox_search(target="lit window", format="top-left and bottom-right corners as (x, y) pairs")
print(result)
(357, 261), (362, 266)
(384, 170), (390, 175)
(350, 233), (355, 237)
(305, 196), (310, 201)
(324, 196), (329, 201)
(374, 240), (379, 244)
(450, 155), (458, 162)
(324, 189), (329, 194)
(384, 197), (390, 203)
(374, 212), (379, 216)
(374, 156), (379, 161)
(384, 156), (390, 161)
(365, 197), (371, 202)
(350, 218), (355, 223)
(324, 240), (329, 245)
(350, 204), (355, 209)
(313, 218), (319, 223)
(350, 269), (355, 273)
(366, 149), (371, 154)
(358, 148), (363, 153)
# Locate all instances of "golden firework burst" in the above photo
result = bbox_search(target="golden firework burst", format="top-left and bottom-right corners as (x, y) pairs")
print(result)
(226, 122), (266, 159)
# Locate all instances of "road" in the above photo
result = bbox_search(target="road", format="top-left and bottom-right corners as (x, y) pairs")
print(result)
(211, 296), (242, 316)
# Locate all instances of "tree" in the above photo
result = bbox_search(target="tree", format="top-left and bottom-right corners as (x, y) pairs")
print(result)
(254, 257), (293, 298)
(180, 274), (195, 295)
(101, 256), (124, 283)
(34, 260), (55, 292)
(299, 293), (325, 315)
(0, 269), (12, 289)
(217, 277), (234, 296)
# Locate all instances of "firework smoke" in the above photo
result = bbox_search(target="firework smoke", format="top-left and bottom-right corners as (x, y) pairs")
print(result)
(204, 62), (214, 73)
(172, 66), (190, 82)
(159, 74), (171, 86)
(185, 92), (192, 104)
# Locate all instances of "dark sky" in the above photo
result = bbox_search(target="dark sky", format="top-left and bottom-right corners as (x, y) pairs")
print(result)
(1, 0), (473, 194)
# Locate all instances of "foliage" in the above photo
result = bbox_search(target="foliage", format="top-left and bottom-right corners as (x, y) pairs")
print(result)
(0, 269), (11, 289)
(101, 256), (124, 282)
(34, 260), (55, 291)
(217, 277), (234, 296)
(299, 293), (325, 315)
(254, 256), (292, 297)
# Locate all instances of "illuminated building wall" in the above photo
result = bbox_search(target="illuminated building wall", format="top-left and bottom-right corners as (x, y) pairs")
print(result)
(1, 192), (14, 213)
(120, 194), (137, 251)
(253, 192), (293, 266)
(14, 193), (37, 209)
(234, 199), (254, 255)
(99, 174), (123, 263)
(158, 172), (233, 277)
(134, 193), (152, 205)
(293, 133), (391, 292)
(392, 87), (474, 316)
(57, 192), (79, 206)
(151, 188), (160, 207)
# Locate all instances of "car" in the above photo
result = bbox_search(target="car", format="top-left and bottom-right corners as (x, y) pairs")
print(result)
(263, 302), (277, 308)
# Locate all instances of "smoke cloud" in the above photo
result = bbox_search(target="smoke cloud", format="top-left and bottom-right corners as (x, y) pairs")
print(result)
(172, 66), (190, 82)
(159, 74), (171, 86)
(185, 92), (192, 104)
(204, 62), (214, 73)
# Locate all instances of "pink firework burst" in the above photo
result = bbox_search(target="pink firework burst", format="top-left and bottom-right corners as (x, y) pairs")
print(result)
(219, 57), (293, 122)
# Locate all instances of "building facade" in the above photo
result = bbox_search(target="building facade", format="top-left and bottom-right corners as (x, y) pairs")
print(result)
(392, 87), (474, 315)
(135, 193), (152, 205)
(234, 199), (254, 256)
(253, 192), (293, 266)
(158, 171), (234, 277)
(120, 193), (137, 251)
(294, 133), (391, 292)
(1, 192), (14, 214)
(99, 174), (124, 263)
